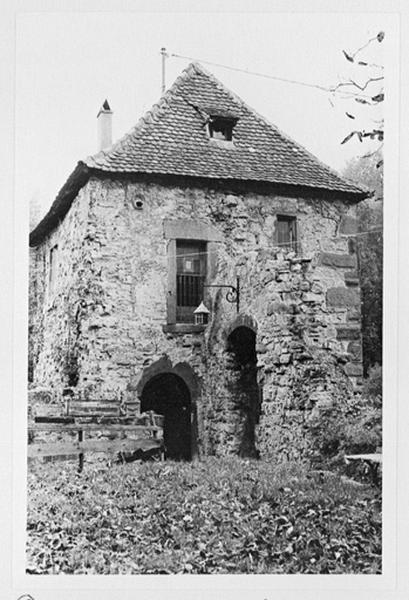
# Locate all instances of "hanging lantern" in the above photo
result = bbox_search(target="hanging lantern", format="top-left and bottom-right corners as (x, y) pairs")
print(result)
(194, 301), (210, 325)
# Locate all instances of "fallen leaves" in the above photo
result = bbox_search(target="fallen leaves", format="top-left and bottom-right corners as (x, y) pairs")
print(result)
(26, 457), (381, 574)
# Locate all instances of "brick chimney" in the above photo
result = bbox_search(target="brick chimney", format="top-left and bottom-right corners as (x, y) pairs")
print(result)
(97, 99), (112, 151)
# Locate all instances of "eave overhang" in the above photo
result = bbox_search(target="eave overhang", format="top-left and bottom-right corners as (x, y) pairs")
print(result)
(29, 166), (369, 248)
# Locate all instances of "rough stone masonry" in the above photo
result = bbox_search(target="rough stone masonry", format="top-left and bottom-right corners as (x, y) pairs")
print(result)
(28, 62), (366, 462)
(29, 175), (363, 461)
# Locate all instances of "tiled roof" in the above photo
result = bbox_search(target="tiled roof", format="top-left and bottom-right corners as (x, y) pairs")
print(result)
(85, 62), (364, 195)
(30, 62), (366, 246)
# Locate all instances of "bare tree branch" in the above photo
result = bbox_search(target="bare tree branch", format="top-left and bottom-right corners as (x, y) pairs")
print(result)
(329, 76), (384, 94)
(337, 32), (384, 151)
(349, 31), (385, 60)
(357, 61), (384, 70)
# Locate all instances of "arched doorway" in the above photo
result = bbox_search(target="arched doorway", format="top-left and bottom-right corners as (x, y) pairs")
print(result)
(226, 326), (260, 458)
(140, 373), (192, 461)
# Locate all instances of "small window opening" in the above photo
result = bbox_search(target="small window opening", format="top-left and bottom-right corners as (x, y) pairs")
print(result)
(49, 244), (59, 294)
(176, 241), (206, 323)
(208, 117), (235, 141)
(276, 215), (297, 252)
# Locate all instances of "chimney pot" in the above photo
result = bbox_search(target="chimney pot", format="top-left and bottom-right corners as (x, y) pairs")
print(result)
(97, 99), (112, 151)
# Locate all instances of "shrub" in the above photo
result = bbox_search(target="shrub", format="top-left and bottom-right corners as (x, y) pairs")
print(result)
(362, 364), (382, 404)
(307, 385), (382, 474)
(343, 404), (382, 455)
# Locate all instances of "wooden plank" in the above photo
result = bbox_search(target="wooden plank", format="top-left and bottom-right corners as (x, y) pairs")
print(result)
(66, 400), (139, 409)
(34, 416), (75, 424)
(66, 401), (121, 418)
(34, 413), (164, 427)
(35, 415), (154, 426)
(27, 437), (163, 459)
(68, 403), (120, 415)
(44, 454), (78, 463)
(345, 453), (382, 464)
(68, 400), (120, 407)
(28, 423), (162, 433)
(69, 409), (120, 415)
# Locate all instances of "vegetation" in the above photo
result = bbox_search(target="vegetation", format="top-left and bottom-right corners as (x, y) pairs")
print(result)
(362, 363), (382, 400)
(318, 393), (381, 458)
(27, 457), (381, 575)
(339, 33), (383, 374)
(306, 362), (382, 486)
(343, 150), (383, 373)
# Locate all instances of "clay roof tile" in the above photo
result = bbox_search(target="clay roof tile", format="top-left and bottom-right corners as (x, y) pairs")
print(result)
(30, 62), (367, 246)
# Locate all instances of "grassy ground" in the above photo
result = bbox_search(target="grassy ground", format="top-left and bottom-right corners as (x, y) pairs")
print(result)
(27, 457), (381, 574)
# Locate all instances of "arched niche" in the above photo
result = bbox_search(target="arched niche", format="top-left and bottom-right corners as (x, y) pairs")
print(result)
(225, 323), (260, 458)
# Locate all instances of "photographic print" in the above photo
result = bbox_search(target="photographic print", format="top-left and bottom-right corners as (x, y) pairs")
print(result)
(21, 9), (386, 578)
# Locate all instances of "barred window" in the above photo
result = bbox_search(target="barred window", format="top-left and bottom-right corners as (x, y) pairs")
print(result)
(176, 241), (206, 323)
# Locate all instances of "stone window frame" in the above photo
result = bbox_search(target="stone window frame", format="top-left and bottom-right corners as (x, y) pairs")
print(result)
(162, 219), (223, 334)
(274, 213), (298, 253)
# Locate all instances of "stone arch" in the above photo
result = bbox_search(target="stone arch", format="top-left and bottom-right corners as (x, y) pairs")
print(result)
(224, 313), (258, 340)
(136, 356), (200, 460)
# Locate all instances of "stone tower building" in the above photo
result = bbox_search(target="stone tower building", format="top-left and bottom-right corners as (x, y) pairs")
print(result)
(29, 63), (367, 461)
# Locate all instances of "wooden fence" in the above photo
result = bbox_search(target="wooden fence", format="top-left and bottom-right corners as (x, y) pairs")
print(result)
(28, 401), (164, 471)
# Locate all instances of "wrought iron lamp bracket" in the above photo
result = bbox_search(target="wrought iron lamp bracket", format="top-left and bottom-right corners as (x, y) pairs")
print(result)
(203, 276), (240, 313)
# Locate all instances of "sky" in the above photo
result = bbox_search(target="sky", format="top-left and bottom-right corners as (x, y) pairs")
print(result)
(15, 11), (386, 221)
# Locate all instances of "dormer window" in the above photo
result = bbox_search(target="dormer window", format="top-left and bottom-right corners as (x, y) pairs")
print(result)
(208, 117), (236, 142)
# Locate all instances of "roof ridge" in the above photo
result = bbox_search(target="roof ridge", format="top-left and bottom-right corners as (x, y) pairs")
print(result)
(31, 62), (367, 247)
(85, 60), (365, 196)
(183, 62), (363, 193)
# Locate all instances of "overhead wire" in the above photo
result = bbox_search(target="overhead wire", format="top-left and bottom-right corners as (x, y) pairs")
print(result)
(170, 228), (383, 259)
(170, 52), (375, 100)
(164, 51), (383, 261)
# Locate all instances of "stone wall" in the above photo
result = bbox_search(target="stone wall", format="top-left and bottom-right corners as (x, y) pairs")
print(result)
(30, 175), (363, 460)
(30, 185), (94, 402)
